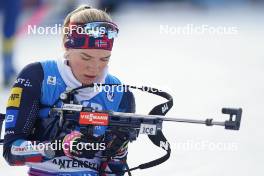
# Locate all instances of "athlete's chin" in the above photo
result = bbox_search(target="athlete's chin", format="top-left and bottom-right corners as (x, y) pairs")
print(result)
(81, 78), (96, 85)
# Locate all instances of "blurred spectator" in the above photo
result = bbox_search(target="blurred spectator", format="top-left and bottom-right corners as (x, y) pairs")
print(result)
(0, 0), (22, 87)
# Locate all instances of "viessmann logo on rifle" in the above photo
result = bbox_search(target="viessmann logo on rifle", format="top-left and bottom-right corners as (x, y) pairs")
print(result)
(79, 112), (109, 126)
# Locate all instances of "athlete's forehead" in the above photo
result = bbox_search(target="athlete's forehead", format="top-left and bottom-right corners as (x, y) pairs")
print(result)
(68, 49), (111, 59)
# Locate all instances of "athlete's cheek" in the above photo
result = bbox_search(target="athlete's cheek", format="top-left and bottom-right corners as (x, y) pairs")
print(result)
(100, 64), (108, 72)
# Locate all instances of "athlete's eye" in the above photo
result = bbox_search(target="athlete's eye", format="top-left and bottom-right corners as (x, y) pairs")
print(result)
(81, 57), (91, 61)
(100, 57), (109, 62)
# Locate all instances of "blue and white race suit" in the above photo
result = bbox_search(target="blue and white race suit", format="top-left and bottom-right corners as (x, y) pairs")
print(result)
(3, 59), (136, 176)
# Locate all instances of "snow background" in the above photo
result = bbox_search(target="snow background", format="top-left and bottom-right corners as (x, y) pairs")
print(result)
(0, 3), (263, 176)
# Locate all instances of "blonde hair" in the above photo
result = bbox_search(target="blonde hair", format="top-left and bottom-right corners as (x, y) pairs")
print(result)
(63, 5), (112, 45)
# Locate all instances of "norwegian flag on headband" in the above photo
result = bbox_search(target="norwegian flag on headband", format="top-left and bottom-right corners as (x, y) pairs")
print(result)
(95, 40), (108, 48)
(88, 35), (112, 50)
(64, 21), (118, 51)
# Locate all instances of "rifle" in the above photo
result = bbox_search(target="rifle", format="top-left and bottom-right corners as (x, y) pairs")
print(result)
(51, 106), (242, 135)
(0, 84), (242, 174)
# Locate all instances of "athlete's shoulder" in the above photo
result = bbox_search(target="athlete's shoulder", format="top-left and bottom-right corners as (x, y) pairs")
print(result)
(20, 62), (43, 72)
(16, 62), (44, 84)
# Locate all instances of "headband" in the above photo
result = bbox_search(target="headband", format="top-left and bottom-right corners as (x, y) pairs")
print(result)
(64, 21), (119, 51)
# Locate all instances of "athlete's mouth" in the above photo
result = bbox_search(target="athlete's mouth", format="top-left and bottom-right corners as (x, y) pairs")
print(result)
(84, 75), (97, 79)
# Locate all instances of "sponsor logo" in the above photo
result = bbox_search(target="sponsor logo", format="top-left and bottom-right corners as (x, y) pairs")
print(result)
(62, 104), (83, 111)
(6, 115), (14, 122)
(160, 141), (170, 151)
(12, 146), (27, 152)
(11, 141), (40, 156)
(5, 130), (15, 135)
(52, 158), (99, 170)
(79, 112), (109, 126)
(47, 76), (56, 85)
(15, 78), (32, 87)
(139, 124), (157, 135)
(162, 103), (169, 113)
(7, 87), (22, 107)
(5, 110), (19, 128)
(106, 91), (114, 102)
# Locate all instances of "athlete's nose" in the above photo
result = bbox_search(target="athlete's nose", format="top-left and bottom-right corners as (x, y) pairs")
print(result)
(86, 59), (100, 74)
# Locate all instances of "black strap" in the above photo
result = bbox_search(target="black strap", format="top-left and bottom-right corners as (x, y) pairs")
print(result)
(72, 84), (173, 173)
(146, 88), (172, 169)
(127, 86), (173, 171)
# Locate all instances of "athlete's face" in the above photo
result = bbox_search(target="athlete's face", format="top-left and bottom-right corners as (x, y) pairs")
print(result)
(67, 49), (111, 85)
